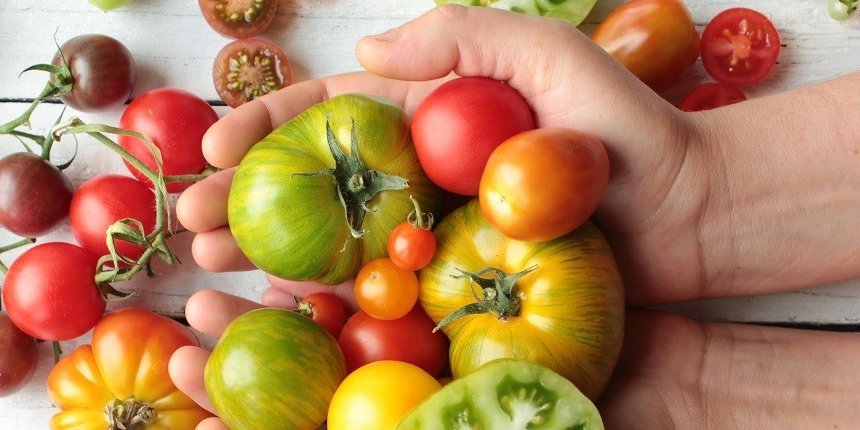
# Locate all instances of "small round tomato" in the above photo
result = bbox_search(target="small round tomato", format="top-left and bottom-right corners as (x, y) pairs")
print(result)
(701, 8), (781, 86)
(387, 197), (436, 271)
(2, 242), (105, 341)
(198, 0), (279, 39)
(327, 361), (441, 430)
(592, 0), (700, 91)
(411, 77), (535, 196)
(52, 34), (136, 112)
(89, 0), (129, 11)
(213, 37), (293, 108)
(479, 128), (609, 243)
(69, 174), (157, 261)
(338, 306), (449, 376)
(297, 292), (347, 338)
(118, 88), (219, 192)
(0, 313), (38, 398)
(679, 82), (747, 112)
(354, 258), (420, 320)
(0, 152), (74, 237)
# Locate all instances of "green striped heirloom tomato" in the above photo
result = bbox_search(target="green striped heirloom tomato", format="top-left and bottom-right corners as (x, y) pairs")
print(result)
(435, 0), (597, 26)
(228, 94), (440, 284)
(204, 308), (347, 430)
(398, 359), (604, 429)
(419, 200), (624, 400)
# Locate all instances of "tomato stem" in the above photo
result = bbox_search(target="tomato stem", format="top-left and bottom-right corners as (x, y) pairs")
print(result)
(105, 398), (157, 430)
(0, 238), (36, 275)
(407, 195), (434, 230)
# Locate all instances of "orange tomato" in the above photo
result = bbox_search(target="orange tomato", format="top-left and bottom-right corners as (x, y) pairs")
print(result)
(354, 258), (420, 320)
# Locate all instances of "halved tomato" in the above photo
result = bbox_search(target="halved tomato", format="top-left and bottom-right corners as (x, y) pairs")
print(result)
(213, 37), (293, 108)
(198, 0), (279, 39)
(701, 7), (781, 86)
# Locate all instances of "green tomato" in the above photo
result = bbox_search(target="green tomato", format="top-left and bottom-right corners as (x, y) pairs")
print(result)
(89, 0), (129, 11)
(398, 359), (604, 429)
(204, 308), (347, 430)
(228, 94), (441, 284)
(828, 0), (858, 21)
(434, 0), (597, 26)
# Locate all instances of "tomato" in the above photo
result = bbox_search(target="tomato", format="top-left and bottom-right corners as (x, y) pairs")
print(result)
(679, 82), (747, 112)
(434, 0), (598, 26)
(198, 0), (279, 39)
(701, 8), (781, 86)
(828, 0), (859, 21)
(592, 0), (700, 91)
(387, 196), (436, 271)
(89, 0), (129, 11)
(52, 34), (136, 112)
(328, 361), (441, 430)
(213, 37), (293, 108)
(479, 128), (609, 243)
(205, 308), (346, 430)
(354, 258), (420, 320)
(419, 200), (624, 400)
(398, 359), (603, 429)
(69, 174), (157, 261)
(118, 88), (219, 193)
(297, 292), (347, 338)
(338, 306), (449, 376)
(2, 242), (105, 341)
(410, 77), (535, 196)
(0, 313), (37, 398)
(0, 152), (74, 237)
(47, 308), (211, 429)
(228, 94), (441, 284)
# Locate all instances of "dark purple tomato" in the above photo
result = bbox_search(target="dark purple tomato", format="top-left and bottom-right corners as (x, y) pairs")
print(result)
(52, 34), (136, 112)
(0, 152), (74, 237)
(0, 313), (38, 398)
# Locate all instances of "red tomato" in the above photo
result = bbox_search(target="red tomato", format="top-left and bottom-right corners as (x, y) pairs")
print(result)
(118, 88), (219, 193)
(338, 306), (449, 376)
(212, 38), (293, 108)
(679, 82), (747, 112)
(0, 152), (74, 237)
(479, 128), (610, 243)
(297, 292), (347, 338)
(387, 196), (436, 271)
(592, 0), (700, 91)
(410, 77), (535, 196)
(69, 174), (157, 261)
(2, 243), (105, 341)
(354, 258), (420, 321)
(701, 8), (781, 86)
(198, 0), (278, 39)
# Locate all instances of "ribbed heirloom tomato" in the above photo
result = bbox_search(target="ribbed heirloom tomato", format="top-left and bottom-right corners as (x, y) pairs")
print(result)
(419, 200), (625, 400)
(47, 308), (211, 430)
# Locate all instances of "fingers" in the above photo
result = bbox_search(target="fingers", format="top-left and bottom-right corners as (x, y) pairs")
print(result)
(196, 418), (230, 430)
(264, 275), (359, 313)
(185, 289), (263, 338)
(169, 346), (216, 414)
(190, 228), (256, 272)
(177, 168), (234, 233)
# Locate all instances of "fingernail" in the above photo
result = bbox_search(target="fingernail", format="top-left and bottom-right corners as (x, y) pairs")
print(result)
(369, 26), (402, 42)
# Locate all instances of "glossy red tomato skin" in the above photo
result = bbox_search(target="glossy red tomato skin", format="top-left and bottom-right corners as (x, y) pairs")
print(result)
(0, 152), (74, 237)
(69, 174), (157, 261)
(52, 34), (136, 112)
(410, 77), (535, 196)
(213, 38), (293, 108)
(387, 222), (436, 271)
(701, 8), (781, 86)
(118, 88), (218, 193)
(0, 313), (38, 397)
(338, 306), (449, 376)
(679, 82), (747, 112)
(2, 243), (105, 341)
(198, 0), (279, 39)
(592, 0), (700, 91)
(299, 292), (347, 338)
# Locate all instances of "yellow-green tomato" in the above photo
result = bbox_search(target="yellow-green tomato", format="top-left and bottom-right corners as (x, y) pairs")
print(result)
(327, 361), (441, 430)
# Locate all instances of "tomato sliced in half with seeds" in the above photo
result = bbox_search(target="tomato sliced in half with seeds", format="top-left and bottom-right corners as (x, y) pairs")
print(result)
(701, 7), (781, 86)
(213, 37), (293, 108)
(198, 0), (279, 39)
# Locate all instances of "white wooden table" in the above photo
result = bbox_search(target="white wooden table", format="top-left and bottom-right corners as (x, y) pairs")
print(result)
(1, 0), (858, 427)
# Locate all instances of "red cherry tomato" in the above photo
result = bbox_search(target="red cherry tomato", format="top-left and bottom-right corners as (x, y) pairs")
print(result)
(297, 292), (347, 338)
(701, 8), (781, 86)
(387, 197), (436, 271)
(354, 258), (420, 321)
(411, 77), (535, 196)
(212, 38), (293, 108)
(679, 82), (747, 112)
(198, 0), (278, 39)
(118, 88), (219, 193)
(338, 306), (449, 376)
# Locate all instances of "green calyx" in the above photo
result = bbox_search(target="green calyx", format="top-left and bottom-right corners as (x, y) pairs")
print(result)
(104, 398), (157, 430)
(301, 117), (408, 238)
(433, 265), (539, 332)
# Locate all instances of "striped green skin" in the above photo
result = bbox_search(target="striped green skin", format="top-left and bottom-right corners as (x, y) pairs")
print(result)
(228, 94), (440, 285)
(418, 200), (624, 400)
(434, 0), (598, 26)
(204, 308), (346, 430)
(398, 359), (604, 429)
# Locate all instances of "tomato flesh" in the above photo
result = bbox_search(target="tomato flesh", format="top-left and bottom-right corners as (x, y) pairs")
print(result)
(701, 7), (781, 86)
(213, 38), (292, 108)
(198, 0), (279, 39)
